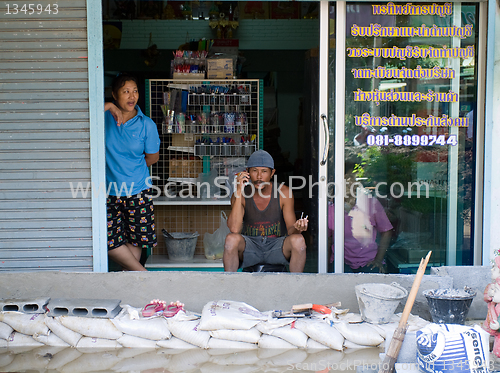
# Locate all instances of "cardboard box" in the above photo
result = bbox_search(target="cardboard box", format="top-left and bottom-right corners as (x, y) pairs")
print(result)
(207, 58), (233, 72)
(206, 70), (233, 79)
(169, 159), (203, 178)
(173, 72), (205, 80)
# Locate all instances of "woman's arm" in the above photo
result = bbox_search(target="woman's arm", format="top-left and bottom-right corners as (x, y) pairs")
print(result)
(105, 102), (124, 125)
(145, 152), (159, 167)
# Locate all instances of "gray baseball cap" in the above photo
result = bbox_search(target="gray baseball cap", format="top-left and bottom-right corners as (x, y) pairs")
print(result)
(247, 150), (274, 169)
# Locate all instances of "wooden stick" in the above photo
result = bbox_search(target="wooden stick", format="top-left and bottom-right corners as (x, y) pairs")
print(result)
(379, 251), (432, 373)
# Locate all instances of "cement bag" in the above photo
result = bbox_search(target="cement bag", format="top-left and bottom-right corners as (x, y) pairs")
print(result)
(33, 332), (70, 347)
(207, 337), (257, 350)
(117, 334), (158, 349)
(294, 319), (344, 351)
(45, 316), (82, 347)
(256, 317), (294, 334)
(75, 336), (121, 353)
(258, 334), (297, 349)
(59, 316), (123, 340)
(204, 211), (230, 260)
(209, 328), (261, 343)
(167, 319), (211, 348)
(46, 348), (83, 370)
(0, 321), (13, 340)
(156, 336), (198, 349)
(306, 337), (330, 350)
(269, 324), (309, 348)
(59, 350), (121, 373)
(334, 322), (384, 346)
(111, 315), (171, 340)
(0, 312), (49, 336)
(199, 300), (268, 331)
(416, 323), (489, 373)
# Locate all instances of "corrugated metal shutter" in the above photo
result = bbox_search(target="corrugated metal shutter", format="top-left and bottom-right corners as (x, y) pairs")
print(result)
(0, 1), (93, 271)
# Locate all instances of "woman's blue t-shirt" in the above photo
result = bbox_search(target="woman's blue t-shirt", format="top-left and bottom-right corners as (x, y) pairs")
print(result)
(105, 106), (160, 196)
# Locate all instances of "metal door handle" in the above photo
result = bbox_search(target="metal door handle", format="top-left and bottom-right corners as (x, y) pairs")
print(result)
(320, 114), (329, 166)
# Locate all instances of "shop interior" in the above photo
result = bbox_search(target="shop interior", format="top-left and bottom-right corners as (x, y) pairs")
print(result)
(102, 0), (321, 271)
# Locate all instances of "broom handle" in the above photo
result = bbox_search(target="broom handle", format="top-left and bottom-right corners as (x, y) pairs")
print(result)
(398, 251), (432, 328)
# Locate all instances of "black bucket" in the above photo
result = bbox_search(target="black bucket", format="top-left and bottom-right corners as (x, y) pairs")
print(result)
(423, 287), (476, 325)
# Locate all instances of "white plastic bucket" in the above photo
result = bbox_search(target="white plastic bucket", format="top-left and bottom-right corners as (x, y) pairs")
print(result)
(355, 282), (408, 324)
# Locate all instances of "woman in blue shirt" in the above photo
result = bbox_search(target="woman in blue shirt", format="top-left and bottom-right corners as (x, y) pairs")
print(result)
(104, 73), (160, 271)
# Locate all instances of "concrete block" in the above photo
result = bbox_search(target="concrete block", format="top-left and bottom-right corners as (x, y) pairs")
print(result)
(0, 297), (50, 313)
(430, 265), (490, 319)
(47, 298), (122, 319)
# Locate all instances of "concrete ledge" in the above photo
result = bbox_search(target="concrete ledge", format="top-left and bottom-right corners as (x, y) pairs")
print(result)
(0, 272), (453, 320)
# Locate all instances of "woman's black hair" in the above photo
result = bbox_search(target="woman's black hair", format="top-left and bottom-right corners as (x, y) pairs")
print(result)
(111, 73), (139, 97)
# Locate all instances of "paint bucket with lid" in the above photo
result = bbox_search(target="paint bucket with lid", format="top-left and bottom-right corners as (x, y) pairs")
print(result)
(355, 282), (408, 324)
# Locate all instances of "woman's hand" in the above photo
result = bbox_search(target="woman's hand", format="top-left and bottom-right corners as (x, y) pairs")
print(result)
(367, 258), (387, 273)
(105, 102), (124, 126)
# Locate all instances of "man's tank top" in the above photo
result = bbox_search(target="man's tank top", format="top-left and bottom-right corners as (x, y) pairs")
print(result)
(241, 183), (287, 237)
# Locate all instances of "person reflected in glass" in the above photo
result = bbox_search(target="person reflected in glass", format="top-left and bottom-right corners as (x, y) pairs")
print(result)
(328, 163), (392, 273)
(104, 73), (161, 271)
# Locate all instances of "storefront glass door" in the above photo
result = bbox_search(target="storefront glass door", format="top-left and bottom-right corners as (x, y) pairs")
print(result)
(321, 1), (480, 273)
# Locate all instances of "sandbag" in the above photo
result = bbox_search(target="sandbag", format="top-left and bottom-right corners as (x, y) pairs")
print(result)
(306, 338), (330, 350)
(207, 337), (257, 350)
(199, 300), (267, 331)
(59, 316), (122, 340)
(294, 319), (344, 351)
(343, 338), (373, 349)
(46, 348), (83, 370)
(156, 336), (198, 349)
(0, 312), (49, 336)
(256, 317), (294, 334)
(209, 349), (260, 364)
(117, 334), (158, 349)
(2, 350), (51, 372)
(416, 323), (489, 373)
(268, 348), (308, 366)
(0, 353), (14, 368)
(75, 336), (121, 353)
(0, 339), (7, 350)
(167, 320), (211, 349)
(0, 322), (13, 340)
(45, 316), (82, 347)
(269, 324), (308, 348)
(209, 328), (261, 343)
(334, 321), (384, 346)
(59, 350), (121, 373)
(6, 332), (44, 348)
(258, 334), (297, 349)
(33, 332), (70, 347)
(111, 314), (171, 340)
(167, 349), (211, 371)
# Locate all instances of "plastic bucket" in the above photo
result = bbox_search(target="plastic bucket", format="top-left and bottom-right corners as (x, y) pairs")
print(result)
(423, 287), (476, 325)
(355, 282), (408, 324)
(163, 232), (199, 261)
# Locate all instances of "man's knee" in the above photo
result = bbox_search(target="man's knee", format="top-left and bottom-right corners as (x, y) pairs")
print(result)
(288, 234), (306, 253)
(225, 233), (244, 252)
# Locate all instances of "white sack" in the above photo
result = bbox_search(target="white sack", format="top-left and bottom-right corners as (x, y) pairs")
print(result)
(6, 331), (44, 348)
(167, 349), (211, 371)
(59, 316), (122, 340)
(112, 350), (169, 372)
(167, 319), (211, 349)
(301, 349), (345, 367)
(255, 317), (294, 334)
(343, 339), (373, 349)
(269, 324), (308, 348)
(111, 314), (171, 340)
(199, 300), (267, 331)
(45, 316), (82, 347)
(0, 339), (7, 350)
(294, 319), (344, 351)
(117, 347), (152, 358)
(0, 322), (13, 340)
(156, 336), (198, 349)
(0, 353), (14, 368)
(334, 321), (384, 346)
(46, 347), (83, 370)
(268, 349), (308, 366)
(0, 312), (49, 336)
(33, 332), (70, 347)
(306, 338), (330, 350)
(258, 334), (297, 349)
(209, 328), (261, 343)
(117, 334), (158, 349)
(207, 337), (257, 350)
(59, 350), (121, 373)
(75, 336), (121, 353)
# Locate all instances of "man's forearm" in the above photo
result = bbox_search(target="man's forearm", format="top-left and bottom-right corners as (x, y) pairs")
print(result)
(227, 196), (245, 233)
